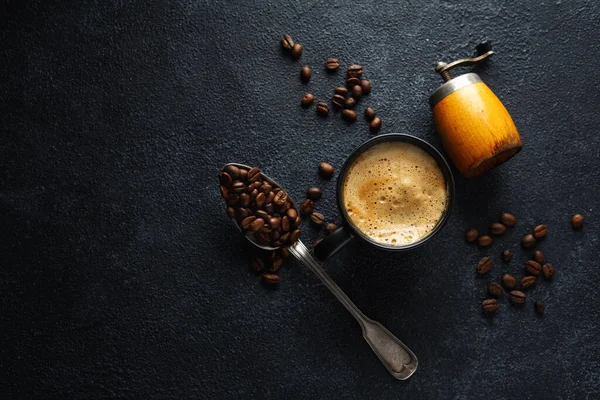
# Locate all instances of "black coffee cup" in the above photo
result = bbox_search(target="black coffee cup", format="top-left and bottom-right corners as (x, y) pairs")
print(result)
(314, 133), (455, 261)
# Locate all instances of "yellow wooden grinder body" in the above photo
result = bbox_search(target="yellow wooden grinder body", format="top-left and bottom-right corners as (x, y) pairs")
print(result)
(430, 73), (522, 177)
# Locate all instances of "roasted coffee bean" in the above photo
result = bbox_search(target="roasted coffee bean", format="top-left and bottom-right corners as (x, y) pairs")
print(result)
(270, 256), (283, 272)
(249, 189), (258, 203)
(488, 282), (504, 297)
(319, 162), (334, 179)
(301, 93), (315, 107)
(280, 232), (290, 243)
(534, 300), (544, 314)
(300, 199), (314, 216)
(261, 224), (272, 234)
(266, 251), (277, 263)
(477, 235), (493, 247)
(331, 94), (345, 108)
(521, 234), (536, 248)
(482, 299), (499, 313)
(572, 214), (583, 229)
(346, 77), (360, 88)
(264, 202), (274, 214)
(300, 66), (311, 82)
(241, 216), (257, 230)
(364, 107), (376, 121)
(251, 257), (264, 273)
(236, 208), (250, 220)
(289, 229), (301, 244)
(255, 210), (269, 220)
(239, 169), (248, 182)
(370, 117), (382, 132)
(226, 207), (235, 218)
(255, 192), (266, 207)
(360, 79), (371, 95)
(281, 216), (291, 232)
(490, 223), (506, 236)
(291, 43), (303, 59)
(294, 216), (302, 227)
(476, 257), (492, 274)
(334, 87), (348, 96)
(269, 217), (281, 229)
(262, 273), (280, 285)
(525, 260), (542, 275)
(311, 212), (325, 225)
(465, 228), (479, 243)
(533, 250), (544, 264)
(325, 223), (337, 234)
(223, 165), (241, 180)
(500, 212), (516, 227)
(250, 218), (264, 232)
(306, 187), (322, 200)
(286, 208), (298, 220)
(271, 230), (280, 240)
(501, 249), (512, 262)
(502, 273), (517, 290)
(325, 58), (340, 71)
(219, 172), (232, 187)
(247, 167), (261, 183)
(280, 34), (294, 51)
(239, 193), (250, 207)
(226, 194), (239, 207)
(316, 101), (329, 117)
(520, 276), (537, 289)
(273, 191), (288, 206)
(344, 97), (356, 109)
(220, 185), (229, 199)
(261, 183), (272, 194)
(351, 85), (363, 98)
(342, 109), (357, 122)
(279, 248), (289, 258)
(265, 192), (275, 204)
(509, 290), (526, 304)
(347, 64), (363, 78)
(533, 224), (548, 238)
(253, 181), (264, 191)
(542, 263), (555, 279)
(272, 240), (283, 247)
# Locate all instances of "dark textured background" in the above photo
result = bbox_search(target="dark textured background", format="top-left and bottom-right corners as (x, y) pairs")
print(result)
(1, 0), (599, 398)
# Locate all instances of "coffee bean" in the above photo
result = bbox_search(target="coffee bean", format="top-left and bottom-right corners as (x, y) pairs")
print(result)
(262, 273), (280, 285)
(261, 183), (273, 194)
(487, 282), (504, 297)
(224, 165), (241, 180)
(219, 172), (232, 187)
(281, 216), (291, 232)
(301, 93), (315, 107)
(346, 77), (360, 88)
(236, 208), (250, 220)
(255, 210), (269, 220)
(534, 300), (544, 314)
(278, 248), (289, 259)
(290, 229), (301, 244)
(247, 167), (261, 183)
(294, 216), (302, 227)
(280, 34), (294, 51)
(542, 263), (555, 279)
(239, 169), (248, 182)
(502, 274), (517, 290)
(319, 162), (334, 179)
(465, 228), (479, 243)
(364, 107), (376, 121)
(226, 207), (235, 218)
(306, 187), (322, 200)
(249, 189), (258, 203)
(300, 199), (314, 216)
(501, 249), (512, 262)
(241, 216), (257, 230)
(490, 223), (506, 236)
(525, 260), (542, 275)
(325, 223), (337, 234)
(251, 257), (264, 273)
(351, 85), (363, 98)
(533, 224), (548, 238)
(360, 79), (371, 95)
(521, 234), (536, 248)
(316, 101), (329, 117)
(220, 185), (229, 199)
(370, 117), (382, 133)
(342, 109), (357, 122)
(226, 194), (239, 207)
(311, 212), (325, 225)
(273, 191), (288, 206)
(334, 87), (348, 96)
(239, 193), (250, 207)
(344, 97), (356, 109)
(533, 250), (544, 264)
(264, 191), (274, 205)
(264, 203), (274, 214)
(300, 66), (311, 82)
(500, 212), (516, 227)
(325, 58), (340, 71)
(255, 192), (266, 207)
(250, 218), (264, 232)
(269, 256), (283, 272)
(253, 181), (264, 191)
(272, 240), (283, 247)
(260, 225), (272, 234)
(280, 232), (290, 243)
(291, 43), (303, 59)
(476, 257), (492, 274)
(269, 217), (281, 229)
(477, 235), (493, 247)
(482, 299), (499, 313)
(331, 94), (345, 108)
(509, 290), (526, 304)
(347, 64), (363, 78)
(286, 208), (298, 220)
(520, 276), (537, 289)
(572, 214), (583, 229)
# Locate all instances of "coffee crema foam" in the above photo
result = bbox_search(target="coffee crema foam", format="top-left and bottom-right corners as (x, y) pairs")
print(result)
(342, 142), (447, 246)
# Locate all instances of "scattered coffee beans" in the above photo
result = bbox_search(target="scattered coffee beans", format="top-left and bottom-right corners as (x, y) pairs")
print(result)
(325, 223), (337, 234)
(509, 290), (526, 304)
(280, 34), (294, 51)
(502, 273), (517, 290)
(351, 85), (363, 98)
(331, 94), (345, 108)
(300, 199), (314, 216)
(346, 77), (360, 88)
(251, 257), (264, 273)
(482, 299), (499, 313)
(344, 97), (356, 109)
(571, 214), (583, 229)
(533, 224), (548, 238)
(262, 273), (280, 285)
(488, 282), (504, 297)
(334, 87), (348, 96)
(342, 109), (357, 122)
(347, 64), (363, 78)
(311, 212), (325, 225)
(521, 234), (536, 248)
(270, 255), (284, 272)
(542, 263), (554, 279)
(364, 107), (376, 121)
(476, 257), (492, 274)
(360, 80), (371, 95)
(491, 222), (507, 235)
(300, 66), (311, 82)
(501, 249), (512, 262)
(316, 101), (329, 117)
(533, 250), (544, 264)
(291, 43), (303, 59)
(370, 117), (382, 133)
(525, 260), (542, 276)
(325, 58), (340, 71)
(301, 93), (315, 107)
(319, 162), (334, 179)
(465, 228), (479, 243)
(306, 187), (322, 200)
(500, 212), (517, 227)
(477, 235), (493, 247)
(534, 300), (544, 314)
(520, 276), (537, 289)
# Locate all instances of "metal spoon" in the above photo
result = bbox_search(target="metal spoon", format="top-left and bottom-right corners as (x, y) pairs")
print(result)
(223, 163), (418, 380)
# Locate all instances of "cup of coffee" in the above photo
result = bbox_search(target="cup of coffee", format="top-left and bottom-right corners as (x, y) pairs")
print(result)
(314, 133), (454, 260)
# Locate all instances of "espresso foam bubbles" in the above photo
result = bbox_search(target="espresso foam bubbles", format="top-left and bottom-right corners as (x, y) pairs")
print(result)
(342, 142), (447, 246)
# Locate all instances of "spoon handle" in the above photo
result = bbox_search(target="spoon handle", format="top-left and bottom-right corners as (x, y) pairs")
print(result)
(288, 241), (418, 380)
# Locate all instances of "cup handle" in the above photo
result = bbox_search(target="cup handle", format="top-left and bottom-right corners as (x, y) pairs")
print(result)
(314, 225), (354, 261)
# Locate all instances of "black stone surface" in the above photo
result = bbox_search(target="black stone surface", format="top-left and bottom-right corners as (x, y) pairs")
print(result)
(2, 1), (599, 398)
